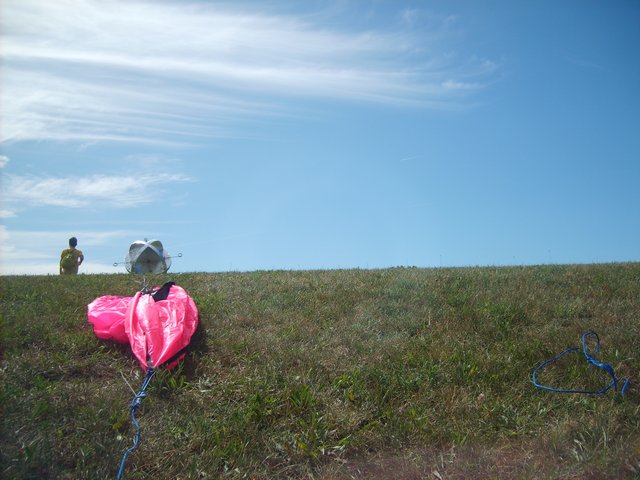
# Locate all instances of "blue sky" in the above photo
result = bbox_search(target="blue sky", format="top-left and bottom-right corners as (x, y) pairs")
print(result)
(1, 0), (638, 275)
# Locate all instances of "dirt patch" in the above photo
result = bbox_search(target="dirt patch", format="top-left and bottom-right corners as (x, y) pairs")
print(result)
(316, 442), (635, 479)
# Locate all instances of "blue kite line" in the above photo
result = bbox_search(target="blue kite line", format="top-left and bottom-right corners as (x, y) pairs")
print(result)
(532, 330), (629, 396)
(116, 368), (156, 480)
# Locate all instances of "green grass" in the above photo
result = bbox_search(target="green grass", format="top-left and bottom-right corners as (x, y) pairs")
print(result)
(1, 264), (639, 479)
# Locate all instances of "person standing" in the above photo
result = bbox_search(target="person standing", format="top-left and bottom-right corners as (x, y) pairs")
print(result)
(60, 237), (84, 275)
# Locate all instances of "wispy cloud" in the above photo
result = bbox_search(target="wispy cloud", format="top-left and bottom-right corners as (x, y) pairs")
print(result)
(398, 155), (420, 163)
(1, 0), (495, 146)
(564, 54), (607, 72)
(2, 173), (192, 209)
(0, 226), (134, 274)
(0, 157), (14, 217)
(1, 227), (134, 254)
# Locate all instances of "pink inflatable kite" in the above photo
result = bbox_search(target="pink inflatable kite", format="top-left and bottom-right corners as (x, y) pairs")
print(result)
(87, 282), (198, 478)
(88, 282), (198, 371)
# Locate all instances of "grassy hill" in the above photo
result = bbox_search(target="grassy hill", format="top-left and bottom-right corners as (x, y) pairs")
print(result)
(1, 264), (639, 479)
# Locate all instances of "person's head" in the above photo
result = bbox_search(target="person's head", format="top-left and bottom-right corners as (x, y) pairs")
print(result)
(69, 237), (78, 248)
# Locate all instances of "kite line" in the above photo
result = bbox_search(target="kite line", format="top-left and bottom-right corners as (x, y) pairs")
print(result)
(532, 330), (629, 396)
(116, 367), (156, 480)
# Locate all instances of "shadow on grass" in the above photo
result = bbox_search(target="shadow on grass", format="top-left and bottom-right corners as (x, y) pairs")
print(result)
(181, 315), (209, 377)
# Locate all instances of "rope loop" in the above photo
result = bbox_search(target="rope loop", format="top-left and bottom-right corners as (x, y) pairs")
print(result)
(532, 330), (629, 397)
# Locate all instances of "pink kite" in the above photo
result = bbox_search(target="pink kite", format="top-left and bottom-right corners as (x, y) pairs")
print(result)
(88, 281), (198, 371)
(87, 282), (199, 478)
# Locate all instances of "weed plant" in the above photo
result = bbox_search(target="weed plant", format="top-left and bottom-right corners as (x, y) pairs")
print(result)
(1, 264), (639, 478)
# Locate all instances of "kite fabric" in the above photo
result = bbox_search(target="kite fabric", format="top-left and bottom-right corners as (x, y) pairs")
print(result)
(87, 282), (199, 370)
(126, 239), (172, 274)
(86, 295), (131, 344)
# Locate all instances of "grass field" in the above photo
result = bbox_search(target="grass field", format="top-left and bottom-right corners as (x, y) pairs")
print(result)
(1, 263), (639, 479)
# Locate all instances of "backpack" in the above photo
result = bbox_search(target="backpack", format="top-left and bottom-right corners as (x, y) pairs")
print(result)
(61, 251), (77, 270)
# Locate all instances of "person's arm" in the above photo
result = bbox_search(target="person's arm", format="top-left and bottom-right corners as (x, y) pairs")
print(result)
(78, 252), (84, 266)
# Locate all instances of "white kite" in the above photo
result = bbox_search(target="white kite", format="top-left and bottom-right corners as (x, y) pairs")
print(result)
(116, 239), (180, 274)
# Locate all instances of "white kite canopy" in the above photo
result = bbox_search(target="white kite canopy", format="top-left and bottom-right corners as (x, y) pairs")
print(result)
(125, 239), (172, 274)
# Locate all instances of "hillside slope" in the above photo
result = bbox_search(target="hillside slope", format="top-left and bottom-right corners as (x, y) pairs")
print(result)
(2, 264), (639, 479)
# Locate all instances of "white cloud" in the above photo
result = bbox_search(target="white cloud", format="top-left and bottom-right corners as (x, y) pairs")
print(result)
(2, 173), (192, 209)
(1, 227), (137, 256)
(442, 80), (481, 91)
(0, 226), (136, 275)
(0, 155), (8, 168)
(0, 261), (117, 275)
(0, 0), (495, 145)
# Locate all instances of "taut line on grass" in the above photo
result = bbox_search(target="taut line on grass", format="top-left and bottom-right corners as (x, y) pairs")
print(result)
(116, 367), (156, 480)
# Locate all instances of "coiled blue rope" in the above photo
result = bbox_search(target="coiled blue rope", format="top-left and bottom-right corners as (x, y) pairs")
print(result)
(116, 368), (156, 480)
(532, 331), (629, 396)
